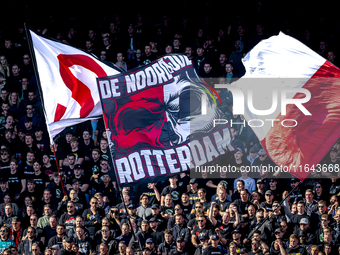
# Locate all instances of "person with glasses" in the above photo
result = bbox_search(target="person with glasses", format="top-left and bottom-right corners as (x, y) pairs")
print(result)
(314, 182), (328, 203)
(19, 103), (41, 130)
(18, 226), (42, 255)
(167, 204), (187, 229)
(30, 243), (41, 255)
(0, 226), (14, 253)
(191, 214), (212, 248)
(94, 226), (116, 254)
(8, 217), (22, 247)
(82, 197), (103, 239)
(58, 201), (77, 231)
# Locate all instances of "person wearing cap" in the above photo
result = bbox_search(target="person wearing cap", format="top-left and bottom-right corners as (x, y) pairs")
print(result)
(260, 190), (274, 212)
(246, 146), (259, 168)
(201, 234), (222, 255)
(288, 179), (303, 204)
(189, 179), (200, 205)
(120, 203), (142, 228)
(169, 236), (189, 255)
(148, 217), (163, 245)
(58, 237), (76, 255)
(161, 174), (182, 206)
(321, 147), (340, 178)
(65, 165), (89, 193)
(253, 148), (275, 179)
(193, 234), (209, 255)
(128, 219), (152, 249)
(147, 203), (167, 230)
(270, 239), (287, 255)
(90, 172), (116, 206)
(267, 178), (282, 202)
(158, 229), (176, 254)
(168, 204), (188, 229)
(145, 238), (156, 254)
(51, 244), (60, 255)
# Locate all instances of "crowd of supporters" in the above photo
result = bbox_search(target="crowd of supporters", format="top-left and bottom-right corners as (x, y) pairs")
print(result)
(0, 1), (340, 255)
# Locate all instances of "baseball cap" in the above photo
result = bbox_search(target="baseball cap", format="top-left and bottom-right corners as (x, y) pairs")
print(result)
(299, 218), (309, 224)
(176, 237), (185, 242)
(149, 217), (157, 222)
(190, 178), (198, 184)
(151, 204), (160, 209)
(146, 238), (154, 243)
(211, 234), (219, 240)
(265, 190), (273, 196)
(74, 164), (82, 170)
(127, 204), (136, 209)
(274, 228), (282, 234)
(65, 237), (73, 243)
(51, 245), (60, 250)
(258, 149), (266, 155)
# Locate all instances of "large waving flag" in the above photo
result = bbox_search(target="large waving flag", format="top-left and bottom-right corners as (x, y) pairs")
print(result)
(97, 54), (235, 187)
(238, 32), (340, 180)
(28, 29), (121, 142)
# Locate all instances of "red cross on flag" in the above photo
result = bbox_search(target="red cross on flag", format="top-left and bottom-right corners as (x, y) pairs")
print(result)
(28, 29), (121, 143)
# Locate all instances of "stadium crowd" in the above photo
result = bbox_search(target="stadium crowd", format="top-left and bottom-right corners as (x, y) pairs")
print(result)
(0, 1), (340, 255)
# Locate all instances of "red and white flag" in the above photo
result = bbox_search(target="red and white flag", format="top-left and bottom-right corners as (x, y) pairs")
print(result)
(29, 29), (121, 143)
(239, 32), (340, 180)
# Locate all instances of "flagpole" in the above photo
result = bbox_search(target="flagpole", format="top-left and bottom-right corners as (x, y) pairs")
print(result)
(103, 127), (143, 252)
(246, 180), (303, 241)
(24, 23), (67, 197)
(51, 145), (67, 197)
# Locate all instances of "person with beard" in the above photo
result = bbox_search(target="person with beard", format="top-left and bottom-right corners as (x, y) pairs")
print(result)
(67, 216), (89, 240)
(59, 201), (78, 231)
(191, 214), (213, 248)
(248, 237), (264, 255)
(114, 223), (132, 246)
(160, 194), (175, 219)
(158, 229), (176, 254)
(171, 214), (191, 244)
(82, 197), (104, 239)
(73, 226), (93, 254)
(167, 204), (188, 229)
(330, 209), (340, 242)
(209, 202), (240, 245)
(180, 193), (192, 217)
(285, 234), (307, 255)
(201, 234), (222, 255)
(128, 220), (152, 250)
(229, 40), (246, 77)
(120, 204), (143, 228)
(169, 237), (189, 255)
(260, 190), (274, 212)
(145, 204), (166, 230)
